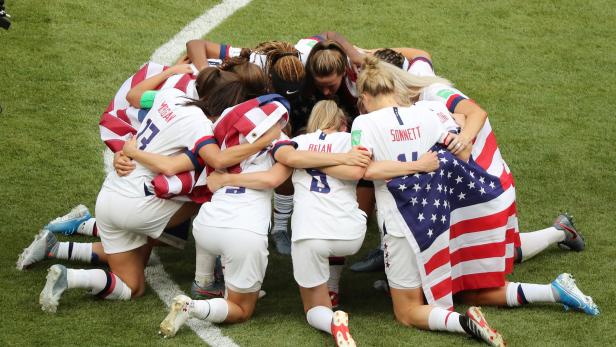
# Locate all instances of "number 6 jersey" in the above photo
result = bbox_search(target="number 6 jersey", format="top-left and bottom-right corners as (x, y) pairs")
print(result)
(290, 130), (366, 242)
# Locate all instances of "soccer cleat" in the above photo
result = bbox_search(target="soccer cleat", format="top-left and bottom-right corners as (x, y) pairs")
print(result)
(39, 264), (68, 313)
(349, 248), (384, 272)
(329, 291), (340, 310)
(462, 307), (506, 347)
(159, 294), (192, 338)
(16, 229), (58, 270)
(331, 310), (356, 347)
(554, 213), (585, 252)
(551, 273), (599, 316)
(191, 280), (224, 300)
(271, 230), (291, 256)
(44, 205), (91, 235)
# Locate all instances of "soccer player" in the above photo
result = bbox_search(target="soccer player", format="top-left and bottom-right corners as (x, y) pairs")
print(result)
(35, 66), (279, 313)
(350, 56), (599, 346)
(157, 101), (372, 340)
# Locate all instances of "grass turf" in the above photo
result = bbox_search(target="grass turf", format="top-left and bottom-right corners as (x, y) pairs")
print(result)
(1, 0), (615, 346)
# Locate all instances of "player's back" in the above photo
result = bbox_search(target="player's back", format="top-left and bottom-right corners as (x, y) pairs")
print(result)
(290, 130), (365, 242)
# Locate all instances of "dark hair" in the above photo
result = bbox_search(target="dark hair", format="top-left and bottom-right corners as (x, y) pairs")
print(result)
(253, 41), (305, 94)
(373, 48), (405, 69)
(302, 40), (348, 97)
(220, 56), (269, 99)
(187, 68), (246, 119)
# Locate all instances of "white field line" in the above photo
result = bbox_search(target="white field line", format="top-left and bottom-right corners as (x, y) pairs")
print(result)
(144, 1), (253, 346)
(145, 253), (240, 347)
(150, 0), (252, 65)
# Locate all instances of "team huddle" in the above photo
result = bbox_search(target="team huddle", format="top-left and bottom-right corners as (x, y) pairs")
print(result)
(17, 32), (600, 346)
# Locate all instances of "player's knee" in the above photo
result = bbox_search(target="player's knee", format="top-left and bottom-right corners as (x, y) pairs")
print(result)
(394, 306), (423, 328)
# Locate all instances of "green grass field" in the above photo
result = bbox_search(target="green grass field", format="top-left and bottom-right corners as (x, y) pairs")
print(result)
(1, 0), (615, 346)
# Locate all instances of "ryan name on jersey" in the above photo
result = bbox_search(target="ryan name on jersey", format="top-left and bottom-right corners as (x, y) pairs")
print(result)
(307, 143), (332, 152)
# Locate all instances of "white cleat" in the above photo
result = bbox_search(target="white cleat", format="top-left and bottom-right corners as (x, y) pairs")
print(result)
(159, 294), (192, 338)
(16, 229), (57, 270)
(39, 264), (68, 313)
(331, 310), (356, 347)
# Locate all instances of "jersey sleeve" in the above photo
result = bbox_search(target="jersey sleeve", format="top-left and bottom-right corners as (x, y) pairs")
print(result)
(421, 83), (470, 113)
(139, 91), (158, 109)
(182, 119), (216, 171)
(271, 133), (298, 160)
(295, 35), (325, 65)
(350, 117), (374, 155)
(407, 57), (435, 77)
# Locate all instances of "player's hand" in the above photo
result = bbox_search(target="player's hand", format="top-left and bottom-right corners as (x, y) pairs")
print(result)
(344, 146), (372, 167)
(415, 151), (439, 173)
(122, 136), (139, 158)
(175, 54), (191, 65)
(206, 171), (227, 192)
(113, 150), (136, 176)
(255, 124), (282, 147)
(447, 133), (472, 155)
(167, 64), (193, 75)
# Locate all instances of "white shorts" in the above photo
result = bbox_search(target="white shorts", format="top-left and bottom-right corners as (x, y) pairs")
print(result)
(383, 234), (422, 289)
(291, 236), (364, 288)
(192, 225), (268, 293)
(95, 188), (183, 254)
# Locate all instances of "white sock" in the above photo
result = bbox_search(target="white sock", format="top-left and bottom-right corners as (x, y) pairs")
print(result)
(54, 242), (93, 263)
(191, 298), (228, 323)
(506, 282), (556, 307)
(327, 265), (344, 293)
(428, 308), (465, 333)
(306, 306), (334, 334)
(78, 218), (98, 237)
(519, 227), (565, 261)
(67, 269), (131, 300)
(272, 193), (293, 234)
(194, 247), (216, 287)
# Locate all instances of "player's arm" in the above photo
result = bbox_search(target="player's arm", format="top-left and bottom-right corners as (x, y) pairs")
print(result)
(446, 100), (487, 155)
(125, 64), (193, 108)
(207, 163), (293, 192)
(319, 165), (366, 181)
(364, 151), (439, 180)
(186, 39), (233, 71)
(122, 137), (194, 175)
(274, 145), (371, 169)
(199, 125), (282, 170)
(319, 31), (365, 68)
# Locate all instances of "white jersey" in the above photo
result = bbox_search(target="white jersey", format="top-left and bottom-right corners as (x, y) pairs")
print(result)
(196, 136), (285, 235)
(419, 83), (470, 113)
(350, 104), (455, 237)
(290, 130), (366, 241)
(103, 88), (214, 197)
(402, 56), (436, 77)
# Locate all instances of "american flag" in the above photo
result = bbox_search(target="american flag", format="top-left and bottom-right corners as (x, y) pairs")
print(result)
(213, 94), (290, 174)
(386, 145), (516, 310)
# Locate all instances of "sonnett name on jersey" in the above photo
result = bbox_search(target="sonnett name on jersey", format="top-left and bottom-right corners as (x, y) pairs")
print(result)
(391, 126), (421, 142)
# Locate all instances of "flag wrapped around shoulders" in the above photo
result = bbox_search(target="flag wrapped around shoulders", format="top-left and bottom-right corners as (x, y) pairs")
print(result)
(386, 145), (517, 310)
(212, 94), (290, 173)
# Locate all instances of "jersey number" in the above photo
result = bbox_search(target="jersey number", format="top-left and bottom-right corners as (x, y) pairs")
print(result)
(136, 119), (160, 150)
(307, 169), (330, 193)
(225, 187), (246, 194)
(397, 152), (418, 162)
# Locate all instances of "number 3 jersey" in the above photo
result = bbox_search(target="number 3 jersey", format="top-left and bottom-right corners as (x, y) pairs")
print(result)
(290, 130), (366, 242)
(350, 103), (457, 237)
(103, 88), (214, 197)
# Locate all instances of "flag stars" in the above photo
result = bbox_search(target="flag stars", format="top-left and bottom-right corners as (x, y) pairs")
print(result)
(467, 181), (476, 189)
(439, 157), (449, 164)
(437, 184), (443, 192)
(479, 176), (485, 184)
(427, 229), (434, 237)
(489, 181), (496, 189)
(410, 197), (418, 205)
(413, 183), (421, 192)
(453, 159), (459, 166)
(433, 199), (441, 208)
(402, 175), (408, 180)
(441, 215), (447, 223)
(455, 176), (463, 184)
(431, 214), (437, 222)
(418, 213), (425, 222)
(479, 187), (486, 195)
(429, 172), (436, 177)
(398, 184), (407, 191)
(439, 170), (445, 177)
(426, 184), (432, 191)
(447, 171), (452, 178)
(449, 187), (454, 195)
(421, 198), (428, 207)
(458, 192), (466, 200)
(469, 171), (475, 178)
